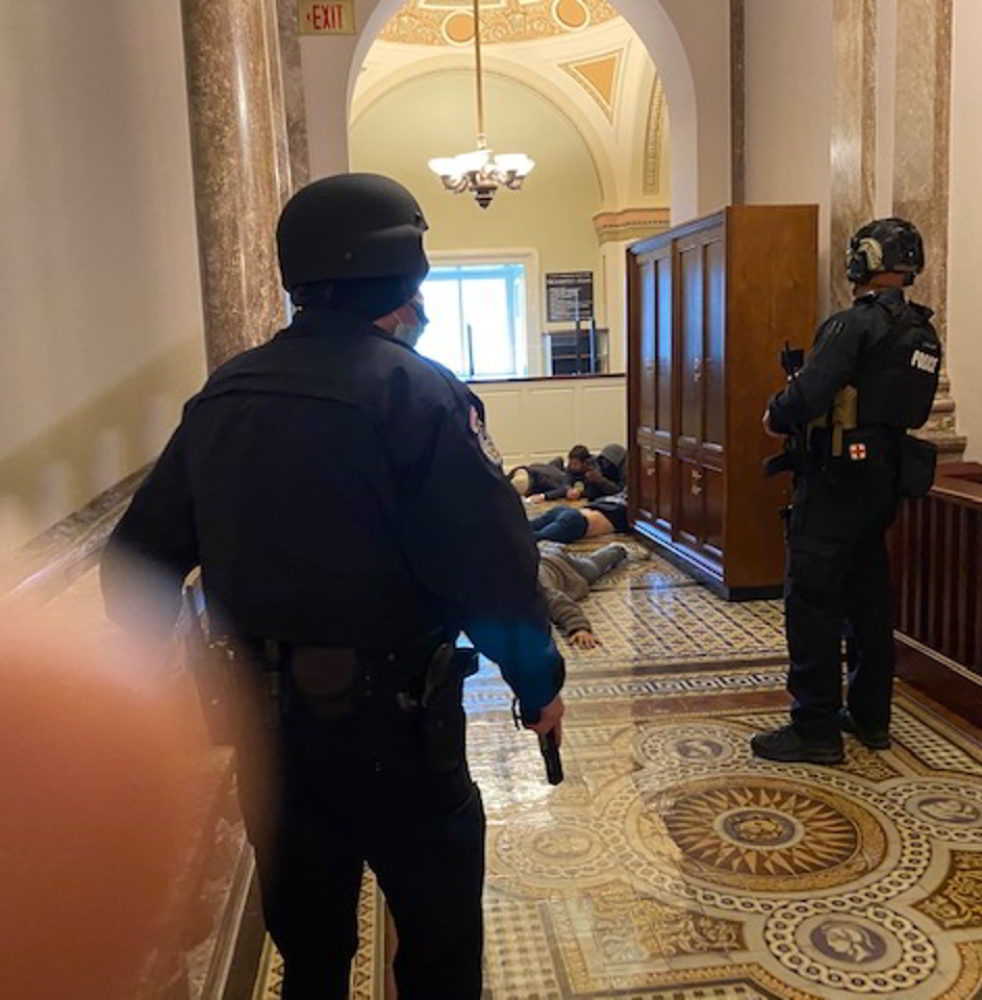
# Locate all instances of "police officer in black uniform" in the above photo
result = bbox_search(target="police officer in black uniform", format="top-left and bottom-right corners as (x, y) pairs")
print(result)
(100, 174), (565, 999)
(753, 217), (941, 765)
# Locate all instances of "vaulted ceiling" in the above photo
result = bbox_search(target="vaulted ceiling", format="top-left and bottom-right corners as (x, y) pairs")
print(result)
(379, 0), (619, 47)
(354, 6), (670, 208)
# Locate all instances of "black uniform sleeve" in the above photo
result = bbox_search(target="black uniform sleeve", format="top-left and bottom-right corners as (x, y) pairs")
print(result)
(543, 485), (569, 501)
(397, 386), (564, 723)
(100, 418), (199, 634)
(768, 313), (866, 432)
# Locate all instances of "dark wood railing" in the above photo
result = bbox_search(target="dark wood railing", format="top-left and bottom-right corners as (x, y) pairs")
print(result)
(891, 462), (982, 686)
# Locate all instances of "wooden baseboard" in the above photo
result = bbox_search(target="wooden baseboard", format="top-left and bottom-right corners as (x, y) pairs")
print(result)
(633, 521), (783, 602)
(895, 633), (982, 730)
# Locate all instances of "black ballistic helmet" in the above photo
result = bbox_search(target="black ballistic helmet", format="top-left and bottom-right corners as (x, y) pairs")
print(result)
(846, 217), (925, 286)
(276, 173), (429, 293)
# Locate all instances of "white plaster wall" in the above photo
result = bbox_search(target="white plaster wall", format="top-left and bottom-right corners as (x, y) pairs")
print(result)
(471, 376), (626, 469)
(656, 0), (731, 216)
(947, 0), (982, 460)
(744, 0), (834, 313)
(0, 0), (205, 550)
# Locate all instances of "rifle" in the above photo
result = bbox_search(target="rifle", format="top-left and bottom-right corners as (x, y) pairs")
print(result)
(763, 342), (807, 477)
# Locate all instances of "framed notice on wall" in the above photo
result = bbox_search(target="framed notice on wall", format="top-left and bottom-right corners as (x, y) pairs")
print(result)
(546, 271), (594, 323)
(298, 0), (356, 35)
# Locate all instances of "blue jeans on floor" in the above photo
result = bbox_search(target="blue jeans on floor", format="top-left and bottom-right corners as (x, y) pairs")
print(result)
(530, 506), (589, 543)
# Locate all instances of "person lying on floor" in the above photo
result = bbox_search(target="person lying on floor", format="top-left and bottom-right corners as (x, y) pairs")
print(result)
(566, 444), (628, 501)
(529, 492), (629, 543)
(539, 541), (627, 649)
(508, 459), (574, 503)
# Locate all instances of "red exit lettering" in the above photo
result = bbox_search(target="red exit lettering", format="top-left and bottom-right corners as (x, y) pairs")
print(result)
(306, 4), (344, 31)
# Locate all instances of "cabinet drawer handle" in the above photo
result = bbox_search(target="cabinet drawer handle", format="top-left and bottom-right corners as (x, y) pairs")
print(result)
(691, 483), (703, 496)
(693, 357), (703, 383)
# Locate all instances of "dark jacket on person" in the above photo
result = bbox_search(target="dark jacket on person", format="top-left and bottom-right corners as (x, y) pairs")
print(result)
(768, 289), (940, 438)
(582, 444), (627, 500)
(101, 306), (564, 721)
(519, 461), (571, 501)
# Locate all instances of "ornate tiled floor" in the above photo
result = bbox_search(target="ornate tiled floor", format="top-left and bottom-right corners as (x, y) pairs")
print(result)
(255, 549), (982, 999)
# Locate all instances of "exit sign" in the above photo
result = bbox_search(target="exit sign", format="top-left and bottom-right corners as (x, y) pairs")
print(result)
(299, 1), (355, 35)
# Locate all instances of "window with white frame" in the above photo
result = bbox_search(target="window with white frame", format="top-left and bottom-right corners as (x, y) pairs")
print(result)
(416, 262), (527, 381)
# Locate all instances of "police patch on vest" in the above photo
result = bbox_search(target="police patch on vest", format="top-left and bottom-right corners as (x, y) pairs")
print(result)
(469, 406), (503, 467)
(910, 349), (939, 374)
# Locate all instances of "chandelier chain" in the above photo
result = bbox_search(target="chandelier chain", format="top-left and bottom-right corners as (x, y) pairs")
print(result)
(473, 0), (486, 146)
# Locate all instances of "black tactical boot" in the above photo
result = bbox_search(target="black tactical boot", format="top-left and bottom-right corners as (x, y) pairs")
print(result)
(750, 725), (844, 765)
(840, 709), (891, 750)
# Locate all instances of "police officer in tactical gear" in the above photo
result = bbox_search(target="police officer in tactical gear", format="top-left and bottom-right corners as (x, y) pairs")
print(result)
(753, 217), (941, 765)
(101, 173), (565, 999)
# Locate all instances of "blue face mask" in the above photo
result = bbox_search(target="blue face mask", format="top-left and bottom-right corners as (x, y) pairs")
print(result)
(394, 298), (428, 348)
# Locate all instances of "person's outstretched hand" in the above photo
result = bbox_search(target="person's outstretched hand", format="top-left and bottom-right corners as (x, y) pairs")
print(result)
(569, 630), (599, 649)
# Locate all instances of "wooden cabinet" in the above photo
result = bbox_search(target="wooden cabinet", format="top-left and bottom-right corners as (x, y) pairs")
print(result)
(627, 205), (818, 599)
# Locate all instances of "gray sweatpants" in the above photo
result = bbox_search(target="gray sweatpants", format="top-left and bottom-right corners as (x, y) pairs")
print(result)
(559, 543), (628, 584)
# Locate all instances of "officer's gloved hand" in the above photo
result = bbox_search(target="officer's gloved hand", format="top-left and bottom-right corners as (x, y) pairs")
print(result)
(525, 694), (564, 746)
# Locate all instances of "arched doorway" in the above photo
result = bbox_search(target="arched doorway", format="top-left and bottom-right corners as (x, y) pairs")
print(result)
(346, 0), (701, 221)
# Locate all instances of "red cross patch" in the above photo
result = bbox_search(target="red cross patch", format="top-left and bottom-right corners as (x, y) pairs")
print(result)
(849, 443), (867, 461)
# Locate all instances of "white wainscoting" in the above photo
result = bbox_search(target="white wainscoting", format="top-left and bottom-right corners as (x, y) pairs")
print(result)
(468, 375), (627, 470)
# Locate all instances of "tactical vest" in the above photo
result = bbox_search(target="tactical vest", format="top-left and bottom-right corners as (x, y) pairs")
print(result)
(855, 298), (941, 429)
(812, 297), (941, 456)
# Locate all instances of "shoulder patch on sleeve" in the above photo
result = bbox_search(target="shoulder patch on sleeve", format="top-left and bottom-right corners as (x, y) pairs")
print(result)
(469, 405), (503, 467)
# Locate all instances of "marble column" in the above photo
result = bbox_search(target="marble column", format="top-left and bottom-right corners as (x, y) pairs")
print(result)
(181, 0), (290, 371)
(892, 0), (963, 455)
(265, 0), (294, 208)
(277, 0), (311, 190)
(830, 0), (877, 311)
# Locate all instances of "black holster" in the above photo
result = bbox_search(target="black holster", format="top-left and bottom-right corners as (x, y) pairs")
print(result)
(417, 645), (479, 773)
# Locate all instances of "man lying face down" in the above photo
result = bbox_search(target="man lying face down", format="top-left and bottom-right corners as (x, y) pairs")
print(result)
(537, 542), (627, 649)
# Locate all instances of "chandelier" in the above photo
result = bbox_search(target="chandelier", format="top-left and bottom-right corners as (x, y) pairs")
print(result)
(427, 0), (535, 208)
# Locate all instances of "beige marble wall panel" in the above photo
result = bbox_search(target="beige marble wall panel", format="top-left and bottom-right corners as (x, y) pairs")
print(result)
(181, 0), (288, 371)
(830, 0), (877, 310)
(277, 0), (311, 189)
(730, 0), (746, 205)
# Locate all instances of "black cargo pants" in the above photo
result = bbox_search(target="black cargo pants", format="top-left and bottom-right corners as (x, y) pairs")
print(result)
(784, 453), (900, 741)
(234, 646), (485, 1000)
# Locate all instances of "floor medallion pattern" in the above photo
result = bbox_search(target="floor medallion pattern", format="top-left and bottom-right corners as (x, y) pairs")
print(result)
(252, 548), (982, 999)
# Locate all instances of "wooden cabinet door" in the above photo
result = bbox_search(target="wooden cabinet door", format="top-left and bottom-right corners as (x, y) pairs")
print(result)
(673, 225), (725, 566)
(634, 243), (674, 534)
(635, 254), (658, 523)
(651, 244), (674, 533)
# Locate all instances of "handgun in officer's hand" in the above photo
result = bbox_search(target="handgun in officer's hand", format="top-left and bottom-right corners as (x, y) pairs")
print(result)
(513, 695), (565, 785)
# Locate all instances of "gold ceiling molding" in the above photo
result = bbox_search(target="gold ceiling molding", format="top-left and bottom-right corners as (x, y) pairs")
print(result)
(561, 49), (622, 121)
(379, 0), (619, 47)
(643, 73), (667, 195)
(593, 207), (670, 244)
